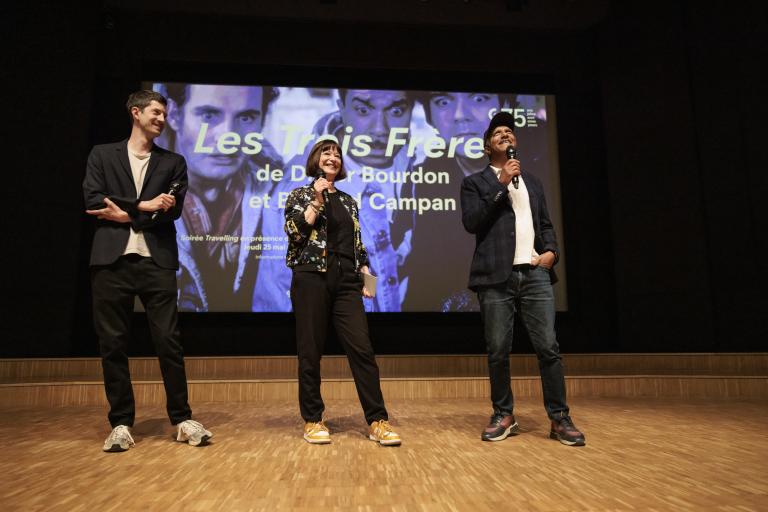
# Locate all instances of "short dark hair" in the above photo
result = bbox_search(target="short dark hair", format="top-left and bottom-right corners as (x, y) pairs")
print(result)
(126, 90), (167, 119)
(164, 84), (279, 119)
(305, 139), (347, 181)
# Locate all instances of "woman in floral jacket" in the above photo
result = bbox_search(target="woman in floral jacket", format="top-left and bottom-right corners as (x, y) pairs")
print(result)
(284, 138), (401, 446)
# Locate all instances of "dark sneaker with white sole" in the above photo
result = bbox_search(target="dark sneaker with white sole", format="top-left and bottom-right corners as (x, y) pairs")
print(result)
(481, 414), (520, 442)
(549, 416), (585, 446)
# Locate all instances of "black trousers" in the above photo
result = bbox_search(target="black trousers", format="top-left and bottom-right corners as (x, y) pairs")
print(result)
(91, 254), (192, 427)
(290, 253), (388, 424)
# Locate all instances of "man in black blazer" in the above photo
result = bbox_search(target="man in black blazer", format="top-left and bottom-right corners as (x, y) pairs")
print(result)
(84, 90), (212, 452)
(460, 111), (585, 446)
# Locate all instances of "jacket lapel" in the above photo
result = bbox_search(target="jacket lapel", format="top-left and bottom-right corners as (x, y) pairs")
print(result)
(116, 142), (136, 195)
(141, 145), (163, 193)
(479, 165), (499, 190)
(479, 165), (513, 215)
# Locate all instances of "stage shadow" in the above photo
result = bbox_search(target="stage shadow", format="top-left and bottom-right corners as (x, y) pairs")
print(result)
(325, 415), (370, 438)
(132, 418), (168, 439)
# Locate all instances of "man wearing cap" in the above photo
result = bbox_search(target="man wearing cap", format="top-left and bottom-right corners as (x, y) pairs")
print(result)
(460, 111), (585, 446)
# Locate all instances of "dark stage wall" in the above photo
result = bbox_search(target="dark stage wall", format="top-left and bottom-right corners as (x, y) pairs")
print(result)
(3, 1), (766, 357)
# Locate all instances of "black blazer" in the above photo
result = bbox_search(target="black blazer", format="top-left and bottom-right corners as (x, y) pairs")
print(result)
(82, 140), (188, 269)
(460, 165), (559, 291)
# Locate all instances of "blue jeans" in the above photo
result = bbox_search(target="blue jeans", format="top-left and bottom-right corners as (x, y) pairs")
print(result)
(478, 265), (569, 420)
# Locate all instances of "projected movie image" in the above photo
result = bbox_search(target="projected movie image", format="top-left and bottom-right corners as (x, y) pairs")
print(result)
(150, 82), (562, 312)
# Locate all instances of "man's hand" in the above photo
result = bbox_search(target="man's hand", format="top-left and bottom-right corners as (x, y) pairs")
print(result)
(498, 158), (521, 187)
(138, 193), (176, 213)
(532, 251), (556, 269)
(86, 198), (130, 223)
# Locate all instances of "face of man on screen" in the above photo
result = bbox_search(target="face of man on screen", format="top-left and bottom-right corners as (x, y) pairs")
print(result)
(427, 92), (500, 159)
(168, 85), (264, 183)
(338, 89), (412, 168)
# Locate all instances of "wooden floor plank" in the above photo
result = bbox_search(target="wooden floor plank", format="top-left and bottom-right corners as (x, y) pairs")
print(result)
(2, 353), (766, 381)
(2, 375), (767, 407)
(1, 397), (766, 511)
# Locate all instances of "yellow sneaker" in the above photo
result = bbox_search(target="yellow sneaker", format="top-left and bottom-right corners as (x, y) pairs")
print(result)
(368, 420), (401, 446)
(303, 421), (331, 444)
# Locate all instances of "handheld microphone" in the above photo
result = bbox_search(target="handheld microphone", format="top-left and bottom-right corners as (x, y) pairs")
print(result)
(151, 182), (181, 220)
(318, 171), (330, 207)
(506, 145), (519, 189)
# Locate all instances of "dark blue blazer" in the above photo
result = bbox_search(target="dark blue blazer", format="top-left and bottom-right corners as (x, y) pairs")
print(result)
(460, 165), (559, 291)
(82, 140), (188, 270)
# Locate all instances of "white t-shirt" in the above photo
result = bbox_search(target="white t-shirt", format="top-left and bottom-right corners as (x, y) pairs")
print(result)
(490, 165), (538, 265)
(123, 152), (152, 257)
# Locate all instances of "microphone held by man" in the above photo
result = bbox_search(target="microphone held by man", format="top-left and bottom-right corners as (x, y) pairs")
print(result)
(506, 145), (519, 190)
(150, 182), (182, 220)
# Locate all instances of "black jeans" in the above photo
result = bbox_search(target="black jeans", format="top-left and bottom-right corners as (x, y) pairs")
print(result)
(290, 253), (388, 424)
(477, 264), (569, 420)
(91, 254), (192, 427)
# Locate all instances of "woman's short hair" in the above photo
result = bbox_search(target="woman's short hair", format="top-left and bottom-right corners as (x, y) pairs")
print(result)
(305, 139), (347, 181)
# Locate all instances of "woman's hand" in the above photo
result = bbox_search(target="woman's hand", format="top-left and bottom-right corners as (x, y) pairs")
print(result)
(313, 177), (330, 204)
(360, 265), (373, 298)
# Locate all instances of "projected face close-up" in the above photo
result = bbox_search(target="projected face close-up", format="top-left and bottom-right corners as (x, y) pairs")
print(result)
(337, 89), (412, 168)
(169, 84), (264, 183)
(428, 92), (501, 158)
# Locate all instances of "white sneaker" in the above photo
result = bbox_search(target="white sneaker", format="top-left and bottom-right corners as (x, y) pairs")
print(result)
(176, 420), (213, 446)
(103, 425), (135, 452)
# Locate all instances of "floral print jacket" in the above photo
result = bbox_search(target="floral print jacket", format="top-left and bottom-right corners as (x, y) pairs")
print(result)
(284, 185), (370, 272)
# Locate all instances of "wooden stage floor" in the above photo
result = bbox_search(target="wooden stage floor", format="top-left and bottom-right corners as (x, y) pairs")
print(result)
(2, 397), (767, 511)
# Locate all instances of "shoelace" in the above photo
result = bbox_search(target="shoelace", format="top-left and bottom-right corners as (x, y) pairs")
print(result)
(308, 421), (328, 434)
(108, 425), (134, 444)
(489, 414), (505, 426)
(181, 420), (206, 433)
(377, 420), (395, 436)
